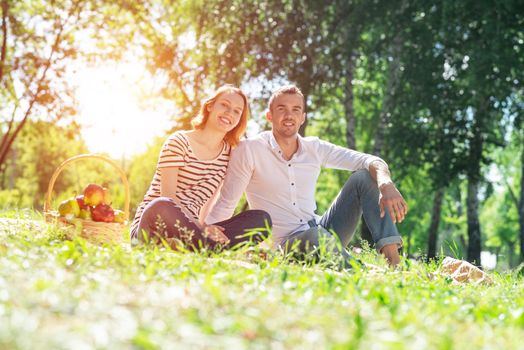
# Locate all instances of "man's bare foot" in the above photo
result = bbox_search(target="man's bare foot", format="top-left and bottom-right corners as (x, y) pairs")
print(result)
(381, 244), (401, 267)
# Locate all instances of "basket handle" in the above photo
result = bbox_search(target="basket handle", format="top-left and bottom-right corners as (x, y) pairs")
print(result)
(44, 153), (130, 220)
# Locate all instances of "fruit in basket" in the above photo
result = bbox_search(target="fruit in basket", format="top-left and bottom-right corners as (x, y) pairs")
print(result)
(58, 198), (80, 220)
(113, 209), (126, 223)
(91, 203), (115, 222)
(78, 208), (92, 220)
(76, 195), (88, 210)
(83, 183), (105, 206)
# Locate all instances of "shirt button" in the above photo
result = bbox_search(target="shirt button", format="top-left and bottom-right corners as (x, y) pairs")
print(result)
(288, 164), (291, 167)
(291, 183), (294, 186)
(293, 202), (296, 205)
(300, 219), (303, 222)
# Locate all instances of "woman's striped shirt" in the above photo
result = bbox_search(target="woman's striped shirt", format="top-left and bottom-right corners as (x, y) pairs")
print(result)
(130, 131), (231, 237)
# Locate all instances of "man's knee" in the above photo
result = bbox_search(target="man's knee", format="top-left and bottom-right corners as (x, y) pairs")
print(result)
(348, 169), (376, 191)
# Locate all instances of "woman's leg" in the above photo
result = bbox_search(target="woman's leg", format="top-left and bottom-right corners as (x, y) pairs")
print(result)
(213, 209), (272, 247)
(136, 197), (211, 249)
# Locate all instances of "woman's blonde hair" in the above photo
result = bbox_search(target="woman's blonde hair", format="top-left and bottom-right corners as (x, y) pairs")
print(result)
(192, 84), (249, 147)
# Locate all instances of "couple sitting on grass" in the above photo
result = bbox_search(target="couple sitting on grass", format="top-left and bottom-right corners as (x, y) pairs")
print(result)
(130, 84), (408, 267)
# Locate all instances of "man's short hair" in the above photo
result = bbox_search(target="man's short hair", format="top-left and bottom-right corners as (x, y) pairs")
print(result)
(268, 85), (305, 111)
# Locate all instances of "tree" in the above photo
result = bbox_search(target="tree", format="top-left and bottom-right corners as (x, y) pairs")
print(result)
(0, 120), (88, 208)
(0, 0), (82, 175)
(0, 0), (146, 179)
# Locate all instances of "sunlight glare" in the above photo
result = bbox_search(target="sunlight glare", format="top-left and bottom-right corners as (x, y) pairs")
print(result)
(73, 61), (172, 159)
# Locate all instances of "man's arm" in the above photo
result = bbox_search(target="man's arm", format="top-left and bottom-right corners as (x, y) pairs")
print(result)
(368, 159), (408, 224)
(317, 139), (408, 224)
(205, 142), (254, 224)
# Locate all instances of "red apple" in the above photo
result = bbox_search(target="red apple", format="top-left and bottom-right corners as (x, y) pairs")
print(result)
(90, 203), (115, 223)
(76, 195), (89, 210)
(83, 183), (104, 206)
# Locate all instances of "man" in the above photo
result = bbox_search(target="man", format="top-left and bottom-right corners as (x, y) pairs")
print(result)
(206, 85), (407, 266)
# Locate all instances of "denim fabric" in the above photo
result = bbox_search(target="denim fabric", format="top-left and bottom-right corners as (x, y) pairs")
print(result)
(281, 170), (402, 264)
(318, 170), (402, 252)
(131, 197), (271, 250)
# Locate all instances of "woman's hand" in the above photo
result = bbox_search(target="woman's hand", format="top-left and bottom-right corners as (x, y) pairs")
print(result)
(203, 224), (229, 245)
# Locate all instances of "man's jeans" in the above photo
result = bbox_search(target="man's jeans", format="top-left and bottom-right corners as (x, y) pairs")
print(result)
(281, 170), (403, 264)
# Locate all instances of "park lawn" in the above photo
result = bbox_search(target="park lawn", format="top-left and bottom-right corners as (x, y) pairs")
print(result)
(1, 210), (524, 349)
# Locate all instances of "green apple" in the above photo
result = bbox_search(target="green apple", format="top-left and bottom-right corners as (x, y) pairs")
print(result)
(113, 209), (126, 223)
(58, 198), (80, 220)
(78, 208), (91, 220)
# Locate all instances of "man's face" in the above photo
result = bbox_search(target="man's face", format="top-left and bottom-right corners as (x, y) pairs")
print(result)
(266, 93), (306, 138)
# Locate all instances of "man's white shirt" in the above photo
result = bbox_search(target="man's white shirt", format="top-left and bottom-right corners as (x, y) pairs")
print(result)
(206, 131), (384, 245)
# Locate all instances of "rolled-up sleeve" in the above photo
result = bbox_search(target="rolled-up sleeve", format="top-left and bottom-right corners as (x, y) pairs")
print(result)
(316, 139), (385, 171)
(205, 141), (254, 224)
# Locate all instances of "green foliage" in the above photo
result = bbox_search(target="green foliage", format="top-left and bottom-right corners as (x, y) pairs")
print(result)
(126, 136), (164, 217)
(0, 120), (88, 209)
(0, 212), (524, 348)
(2, 0), (524, 268)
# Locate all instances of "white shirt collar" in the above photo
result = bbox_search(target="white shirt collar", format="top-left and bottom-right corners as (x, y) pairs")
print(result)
(264, 131), (304, 157)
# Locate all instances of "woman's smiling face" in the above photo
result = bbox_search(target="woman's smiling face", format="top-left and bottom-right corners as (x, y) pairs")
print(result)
(206, 92), (245, 132)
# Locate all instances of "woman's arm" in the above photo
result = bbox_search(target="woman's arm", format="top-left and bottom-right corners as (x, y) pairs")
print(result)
(160, 167), (204, 230)
(198, 182), (222, 226)
(160, 167), (179, 199)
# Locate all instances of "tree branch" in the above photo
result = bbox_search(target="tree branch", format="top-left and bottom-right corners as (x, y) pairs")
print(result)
(0, 105), (17, 157)
(0, 1), (79, 167)
(0, 0), (7, 82)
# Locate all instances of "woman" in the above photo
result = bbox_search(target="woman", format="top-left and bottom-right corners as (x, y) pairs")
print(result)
(130, 85), (271, 249)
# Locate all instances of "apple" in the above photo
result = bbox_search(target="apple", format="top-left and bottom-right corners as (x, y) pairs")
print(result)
(91, 203), (115, 223)
(113, 209), (126, 223)
(58, 198), (80, 220)
(83, 183), (104, 206)
(78, 208), (91, 220)
(76, 195), (89, 210)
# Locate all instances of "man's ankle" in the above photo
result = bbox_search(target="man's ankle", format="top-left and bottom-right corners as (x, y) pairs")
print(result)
(380, 244), (401, 266)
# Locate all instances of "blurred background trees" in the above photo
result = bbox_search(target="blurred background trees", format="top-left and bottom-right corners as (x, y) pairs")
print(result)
(1, 0), (523, 268)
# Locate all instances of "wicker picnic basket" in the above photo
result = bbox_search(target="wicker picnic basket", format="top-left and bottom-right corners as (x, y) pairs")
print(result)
(44, 154), (130, 244)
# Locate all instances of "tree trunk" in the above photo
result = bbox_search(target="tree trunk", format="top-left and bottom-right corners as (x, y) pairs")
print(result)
(362, 35), (403, 247)
(373, 34), (402, 155)
(342, 51), (373, 247)
(520, 140), (524, 263)
(466, 177), (482, 265)
(427, 187), (445, 261)
(508, 240), (515, 268)
(344, 54), (356, 150)
(298, 93), (308, 136)
(0, 0), (8, 81)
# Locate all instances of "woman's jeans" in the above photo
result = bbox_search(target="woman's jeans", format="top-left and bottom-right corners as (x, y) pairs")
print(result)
(131, 197), (272, 250)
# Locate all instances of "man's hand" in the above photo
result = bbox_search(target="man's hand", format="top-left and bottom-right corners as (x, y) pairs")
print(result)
(203, 225), (230, 245)
(379, 183), (408, 223)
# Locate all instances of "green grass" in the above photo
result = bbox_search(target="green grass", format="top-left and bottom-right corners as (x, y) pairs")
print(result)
(1, 210), (524, 349)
